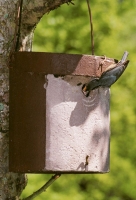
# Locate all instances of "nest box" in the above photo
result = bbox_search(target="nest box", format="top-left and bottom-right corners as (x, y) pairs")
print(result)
(9, 52), (116, 174)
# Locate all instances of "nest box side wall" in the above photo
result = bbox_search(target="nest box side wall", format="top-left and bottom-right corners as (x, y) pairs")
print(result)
(45, 75), (110, 173)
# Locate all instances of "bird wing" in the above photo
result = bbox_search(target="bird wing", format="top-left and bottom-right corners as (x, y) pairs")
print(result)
(99, 74), (117, 87)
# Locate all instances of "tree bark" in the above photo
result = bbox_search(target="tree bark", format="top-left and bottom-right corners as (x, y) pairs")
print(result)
(0, 0), (73, 199)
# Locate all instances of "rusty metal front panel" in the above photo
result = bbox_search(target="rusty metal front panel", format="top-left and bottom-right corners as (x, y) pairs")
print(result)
(10, 52), (116, 76)
(9, 69), (46, 172)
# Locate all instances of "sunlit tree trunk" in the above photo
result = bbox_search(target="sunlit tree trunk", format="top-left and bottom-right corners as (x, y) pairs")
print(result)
(0, 0), (73, 199)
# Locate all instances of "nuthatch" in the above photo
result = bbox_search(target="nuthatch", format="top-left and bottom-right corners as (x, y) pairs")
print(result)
(82, 60), (129, 97)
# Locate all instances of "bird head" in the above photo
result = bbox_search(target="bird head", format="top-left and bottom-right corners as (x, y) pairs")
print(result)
(82, 78), (99, 97)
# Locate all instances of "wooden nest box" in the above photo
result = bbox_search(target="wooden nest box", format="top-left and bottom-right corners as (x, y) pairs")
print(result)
(9, 52), (116, 174)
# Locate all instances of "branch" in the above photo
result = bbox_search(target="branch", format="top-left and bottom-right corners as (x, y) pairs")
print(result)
(21, 0), (74, 34)
(22, 173), (61, 200)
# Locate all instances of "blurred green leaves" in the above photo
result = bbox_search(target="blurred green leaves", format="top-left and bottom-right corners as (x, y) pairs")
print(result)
(21, 0), (136, 199)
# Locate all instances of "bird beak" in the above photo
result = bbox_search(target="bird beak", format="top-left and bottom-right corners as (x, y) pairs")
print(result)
(82, 84), (87, 92)
(82, 84), (89, 97)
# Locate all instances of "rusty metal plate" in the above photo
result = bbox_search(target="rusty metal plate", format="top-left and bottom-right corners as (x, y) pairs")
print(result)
(10, 52), (116, 76)
(9, 71), (46, 172)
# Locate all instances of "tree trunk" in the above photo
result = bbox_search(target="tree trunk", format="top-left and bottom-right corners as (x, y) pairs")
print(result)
(0, 0), (73, 199)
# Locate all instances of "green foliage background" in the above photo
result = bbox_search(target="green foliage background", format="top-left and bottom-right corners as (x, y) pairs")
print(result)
(21, 0), (136, 199)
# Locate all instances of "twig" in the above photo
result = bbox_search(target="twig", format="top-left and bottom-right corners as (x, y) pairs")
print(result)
(22, 173), (61, 200)
(15, 0), (23, 51)
(67, 1), (75, 5)
(120, 51), (129, 63)
(86, 0), (94, 55)
(8, 0), (23, 66)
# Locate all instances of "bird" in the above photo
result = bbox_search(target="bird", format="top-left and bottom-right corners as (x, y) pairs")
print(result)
(82, 60), (129, 97)
(82, 78), (99, 97)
